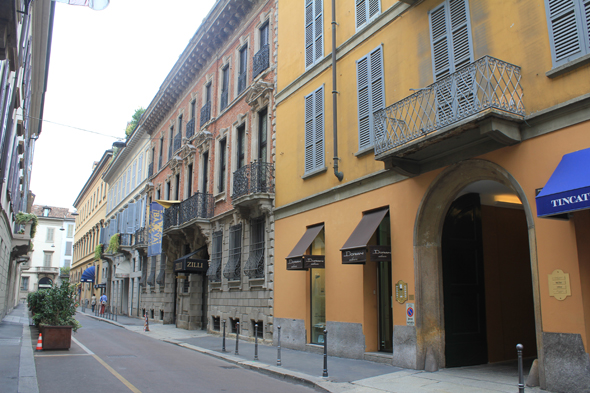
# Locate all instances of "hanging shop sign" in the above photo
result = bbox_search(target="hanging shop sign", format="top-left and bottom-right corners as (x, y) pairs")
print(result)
(340, 207), (389, 264)
(303, 255), (325, 269)
(173, 258), (208, 274)
(368, 245), (391, 262)
(286, 224), (325, 270)
(94, 283), (106, 289)
(342, 248), (366, 264)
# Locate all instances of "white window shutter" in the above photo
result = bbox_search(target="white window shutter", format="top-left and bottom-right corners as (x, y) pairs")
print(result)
(314, 0), (323, 62)
(305, 0), (314, 67)
(357, 56), (371, 149)
(304, 93), (315, 172)
(314, 86), (324, 169)
(368, 0), (380, 19)
(356, 0), (367, 28)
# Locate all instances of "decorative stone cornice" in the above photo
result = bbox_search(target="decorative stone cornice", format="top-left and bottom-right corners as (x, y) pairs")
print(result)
(246, 80), (273, 110)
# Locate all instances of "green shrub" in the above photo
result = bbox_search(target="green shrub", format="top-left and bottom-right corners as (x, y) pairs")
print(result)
(29, 281), (81, 332)
(15, 212), (38, 238)
(94, 244), (103, 260)
(107, 233), (120, 254)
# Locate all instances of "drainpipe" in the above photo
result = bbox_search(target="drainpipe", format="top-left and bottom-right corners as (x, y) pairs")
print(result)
(332, 0), (343, 181)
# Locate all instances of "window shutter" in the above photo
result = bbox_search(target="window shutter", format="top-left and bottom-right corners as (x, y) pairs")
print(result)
(370, 47), (385, 142)
(449, 0), (472, 71)
(127, 168), (131, 196)
(305, 0), (314, 67)
(46, 228), (54, 242)
(314, 0), (323, 62)
(369, 0), (380, 19)
(356, 0), (367, 29)
(357, 46), (385, 150)
(357, 56), (371, 149)
(304, 92), (315, 172)
(132, 160), (137, 190)
(305, 0), (323, 68)
(127, 204), (135, 234)
(138, 153), (143, 181)
(314, 86), (324, 169)
(430, 4), (451, 80)
(546, 0), (586, 64)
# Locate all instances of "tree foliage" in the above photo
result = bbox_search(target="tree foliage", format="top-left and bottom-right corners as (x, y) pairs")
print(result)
(125, 107), (146, 139)
(28, 281), (81, 331)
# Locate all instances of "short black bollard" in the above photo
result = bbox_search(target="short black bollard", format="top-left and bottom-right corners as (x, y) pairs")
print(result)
(517, 343), (524, 393)
(222, 320), (226, 352)
(277, 325), (282, 366)
(322, 329), (328, 377)
(254, 323), (259, 360)
(235, 322), (240, 355)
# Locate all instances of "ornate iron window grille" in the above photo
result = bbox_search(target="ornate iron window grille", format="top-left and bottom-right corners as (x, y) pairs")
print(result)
(238, 72), (247, 95)
(163, 203), (180, 230)
(232, 161), (275, 200)
(252, 44), (269, 79)
(173, 133), (182, 152)
(220, 89), (229, 112)
(223, 224), (242, 281)
(148, 162), (154, 178)
(179, 192), (214, 224)
(200, 101), (211, 128)
(244, 216), (265, 279)
(186, 118), (195, 139)
(207, 230), (223, 282)
(374, 56), (525, 155)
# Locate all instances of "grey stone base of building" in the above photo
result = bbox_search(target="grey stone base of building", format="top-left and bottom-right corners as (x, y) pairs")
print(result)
(274, 318), (306, 350)
(392, 325), (418, 369)
(543, 332), (590, 393)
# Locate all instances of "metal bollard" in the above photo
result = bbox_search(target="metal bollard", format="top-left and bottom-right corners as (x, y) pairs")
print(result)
(517, 344), (524, 393)
(254, 323), (259, 360)
(234, 322), (240, 355)
(222, 320), (226, 352)
(323, 329), (328, 377)
(277, 326), (282, 366)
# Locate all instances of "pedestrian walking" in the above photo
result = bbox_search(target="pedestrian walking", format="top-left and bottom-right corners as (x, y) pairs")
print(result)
(99, 293), (107, 314)
(91, 294), (96, 312)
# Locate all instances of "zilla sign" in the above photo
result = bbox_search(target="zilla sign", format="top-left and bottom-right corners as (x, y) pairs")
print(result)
(174, 258), (208, 274)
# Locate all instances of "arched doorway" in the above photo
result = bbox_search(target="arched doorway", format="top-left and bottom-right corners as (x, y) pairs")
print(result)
(414, 160), (542, 376)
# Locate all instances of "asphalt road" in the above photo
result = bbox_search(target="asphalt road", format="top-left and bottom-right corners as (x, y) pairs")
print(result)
(33, 313), (319, 393)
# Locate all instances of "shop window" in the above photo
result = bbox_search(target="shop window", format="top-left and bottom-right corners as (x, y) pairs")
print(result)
(213, 316), (221, 331)
(310, 227), (326, 344)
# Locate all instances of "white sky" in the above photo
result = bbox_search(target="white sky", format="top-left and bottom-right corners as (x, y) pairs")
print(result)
(30, 0), (217, 210)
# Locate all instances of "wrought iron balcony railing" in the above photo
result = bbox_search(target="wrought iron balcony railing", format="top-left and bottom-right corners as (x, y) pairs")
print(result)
(163, 192), (214, 230)
(186, 118), (195, 139)
(173, 133), (182, 153)
(120, 234), (132, 246)
(232, 161), (275, 200)
(148, 162), (154, 178)
(220, 90), (229, 111)
(374, 56), (525, 156)
(252, 44), (269, 79)
(200, 101), (211, 128)
(134, 227), (146, 247)
(238, 72), (247, 95)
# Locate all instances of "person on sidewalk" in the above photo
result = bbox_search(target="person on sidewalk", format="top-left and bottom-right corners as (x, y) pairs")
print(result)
(99, 293), (107, 315)
(91, 294), (96, 312)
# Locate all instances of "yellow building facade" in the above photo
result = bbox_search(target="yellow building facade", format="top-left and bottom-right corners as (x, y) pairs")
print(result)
(275, 1), (590, 391)
(72, 150), (112, 307)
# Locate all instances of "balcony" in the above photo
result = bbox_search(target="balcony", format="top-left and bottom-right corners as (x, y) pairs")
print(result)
(232, 161), (274, 207)
(374, 56), (525, 176)
(186, 118), (195, 139)
(252, 44), (269, 79)
(200, 101), (211, 128)
(163, 192), (214, 231)
(31, 266), (59, 275)
(134, 227), (147, 247)
(220, 89), (228, 111)
(148, 162), (154, 178)
(120, 234), (132, 247)
(173, 133), (182, 152)
(238, 72), (247, 95)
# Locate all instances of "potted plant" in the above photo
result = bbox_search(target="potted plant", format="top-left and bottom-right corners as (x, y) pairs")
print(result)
(29, 281), (81, 350)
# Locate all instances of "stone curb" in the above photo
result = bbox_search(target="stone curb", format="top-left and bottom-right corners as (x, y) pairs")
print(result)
(81, 313), (333, 392)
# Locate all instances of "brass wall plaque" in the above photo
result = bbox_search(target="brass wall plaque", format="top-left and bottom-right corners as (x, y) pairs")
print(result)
(548, 269), (571, 301)
(395, 280), (408, 304)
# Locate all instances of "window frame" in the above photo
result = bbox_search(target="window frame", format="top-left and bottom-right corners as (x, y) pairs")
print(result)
(544, 0), (590, 68)
(355, 0), (381, 32)
(303, 85), (325, 175)
(356, 45), (385, 152)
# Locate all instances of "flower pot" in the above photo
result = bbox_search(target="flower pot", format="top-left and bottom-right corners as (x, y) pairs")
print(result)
(41, 326), (72, 350)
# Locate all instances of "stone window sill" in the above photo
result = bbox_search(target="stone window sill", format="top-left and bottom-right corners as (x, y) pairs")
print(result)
(546, 54), (590, 78)
(301, 166), (327, 180)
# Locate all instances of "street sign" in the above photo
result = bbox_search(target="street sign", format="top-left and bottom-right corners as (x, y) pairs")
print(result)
(406, 303), (415, 326)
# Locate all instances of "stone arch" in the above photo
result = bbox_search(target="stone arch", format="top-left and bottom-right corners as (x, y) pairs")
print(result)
(413, 159), (543, 378)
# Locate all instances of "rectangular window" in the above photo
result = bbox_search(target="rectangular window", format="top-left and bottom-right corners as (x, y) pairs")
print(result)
(260, 22), (269, 47)
(305, 0), (323, 68)
(304, 86), (325, 173)
(258, 108), (268, 161)
(223, 224), (242, 281)
(187, 164), (193, 197)
(183, 277), (190, 293)
(357, 46), (385, 150)
(218, 138), (227, 193)
(207, 230), (223, 282)
(245, 215), (265, 279)
(65, 241), (73, 256)
(175, 173), (180, 200)
(159, 136), (164, 170)
(178, 114), (183, 137)
(132, 160), (137, 190)
(221, 65), (229, 111)
(238, 46), (248, 94)
(202, 151), (209, 193)
(237, 124), (246, 169)
(310, 227), (325, 344)
(191, 100), (196, 119)
(166, 181), (171, 200)
(21, 276), (29, 291)
(43, 251), (53, 267)
(168, 126), (174, 161)
(46, 227), (54, 242)
(429, 0), (473, 81)
(66, 224), (74, 238)
(545, 0), (590, 67)
(356, 0), (381, 30)
(138, 153), (143, 182)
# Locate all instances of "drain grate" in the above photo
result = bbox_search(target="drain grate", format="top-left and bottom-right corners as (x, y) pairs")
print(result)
(0, 338), (21, 346)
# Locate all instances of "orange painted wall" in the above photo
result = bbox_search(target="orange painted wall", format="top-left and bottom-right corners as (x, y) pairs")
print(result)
(574, 210), (590, 352)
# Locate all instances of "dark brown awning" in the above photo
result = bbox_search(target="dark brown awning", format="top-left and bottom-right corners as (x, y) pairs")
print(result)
(341, 207), (389, 264)
(286, 224), (324, 270)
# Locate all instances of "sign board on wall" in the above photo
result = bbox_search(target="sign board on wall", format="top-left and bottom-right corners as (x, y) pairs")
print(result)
(406, 303), (415, 326)
(548, 269), (571, 300)
(395, 280), (408, 304)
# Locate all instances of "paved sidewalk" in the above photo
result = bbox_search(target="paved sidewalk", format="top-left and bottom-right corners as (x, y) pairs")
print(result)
(0, 303), (39, 393)
(75, 308), (550, 393)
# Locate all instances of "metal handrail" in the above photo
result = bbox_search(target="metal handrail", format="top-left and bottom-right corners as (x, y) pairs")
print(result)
(253, 44), (269, 79)
(374, 56), (525, 155)
(232, 161), (275, 200)
(173, 133), (182, 152)
(186, 118), (195, 138)
(200, 101), (211, 128)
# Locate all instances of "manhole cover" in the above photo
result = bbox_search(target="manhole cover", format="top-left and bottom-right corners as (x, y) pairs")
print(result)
(0, 338), (21, 346)
(108, 355), (136, 358)
(220, 366), (238, 369)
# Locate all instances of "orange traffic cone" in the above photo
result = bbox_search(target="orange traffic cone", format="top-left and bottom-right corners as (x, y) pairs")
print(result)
(36, 333), (43, 351)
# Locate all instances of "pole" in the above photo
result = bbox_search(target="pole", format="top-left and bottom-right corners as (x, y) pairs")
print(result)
(234, 322), (240, 355)
(254, 323), (259, 360)
(277, 325), (282, 366)
(517, 344), (524, 393)
(222, 320), (226, 352)
(323, 329), (328, 377)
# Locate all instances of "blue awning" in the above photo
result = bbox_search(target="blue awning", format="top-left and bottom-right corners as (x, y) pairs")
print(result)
(80, 266), (95, 283)
(536, 147), (590, 218)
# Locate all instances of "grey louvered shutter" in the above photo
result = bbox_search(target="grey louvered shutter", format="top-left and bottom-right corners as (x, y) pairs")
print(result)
(314, 86), (324, 169)
(127, 168), (131, 196)
(305, 0), (314, 67)
(449, 0), (472, 71)
(304, 92), (315, 172)
(370, 47), (385, 143)
(357, 46), (384, 150)
(132, 160), (137, 190)
(305, 0), (323, 68)
(138, 153), (143, 181)
(127, 204), (136, 233)
(314, 0), (323, 62)
(546, 0), (590, 65)
(356, 0), (367, 28)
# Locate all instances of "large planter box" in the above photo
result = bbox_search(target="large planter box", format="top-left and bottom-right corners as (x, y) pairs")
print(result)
(41, 326), (72, 350)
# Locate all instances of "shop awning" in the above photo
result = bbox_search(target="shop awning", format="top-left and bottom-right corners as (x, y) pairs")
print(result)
(340, 207), (389, 264)
(114, 260), (131, 278)
(536, 148), (590, 218)
(173, 246), (208, 274)
(286, 224), (324, 270)
(155, 199), (181, 209)
(80, 266), (95, 283)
